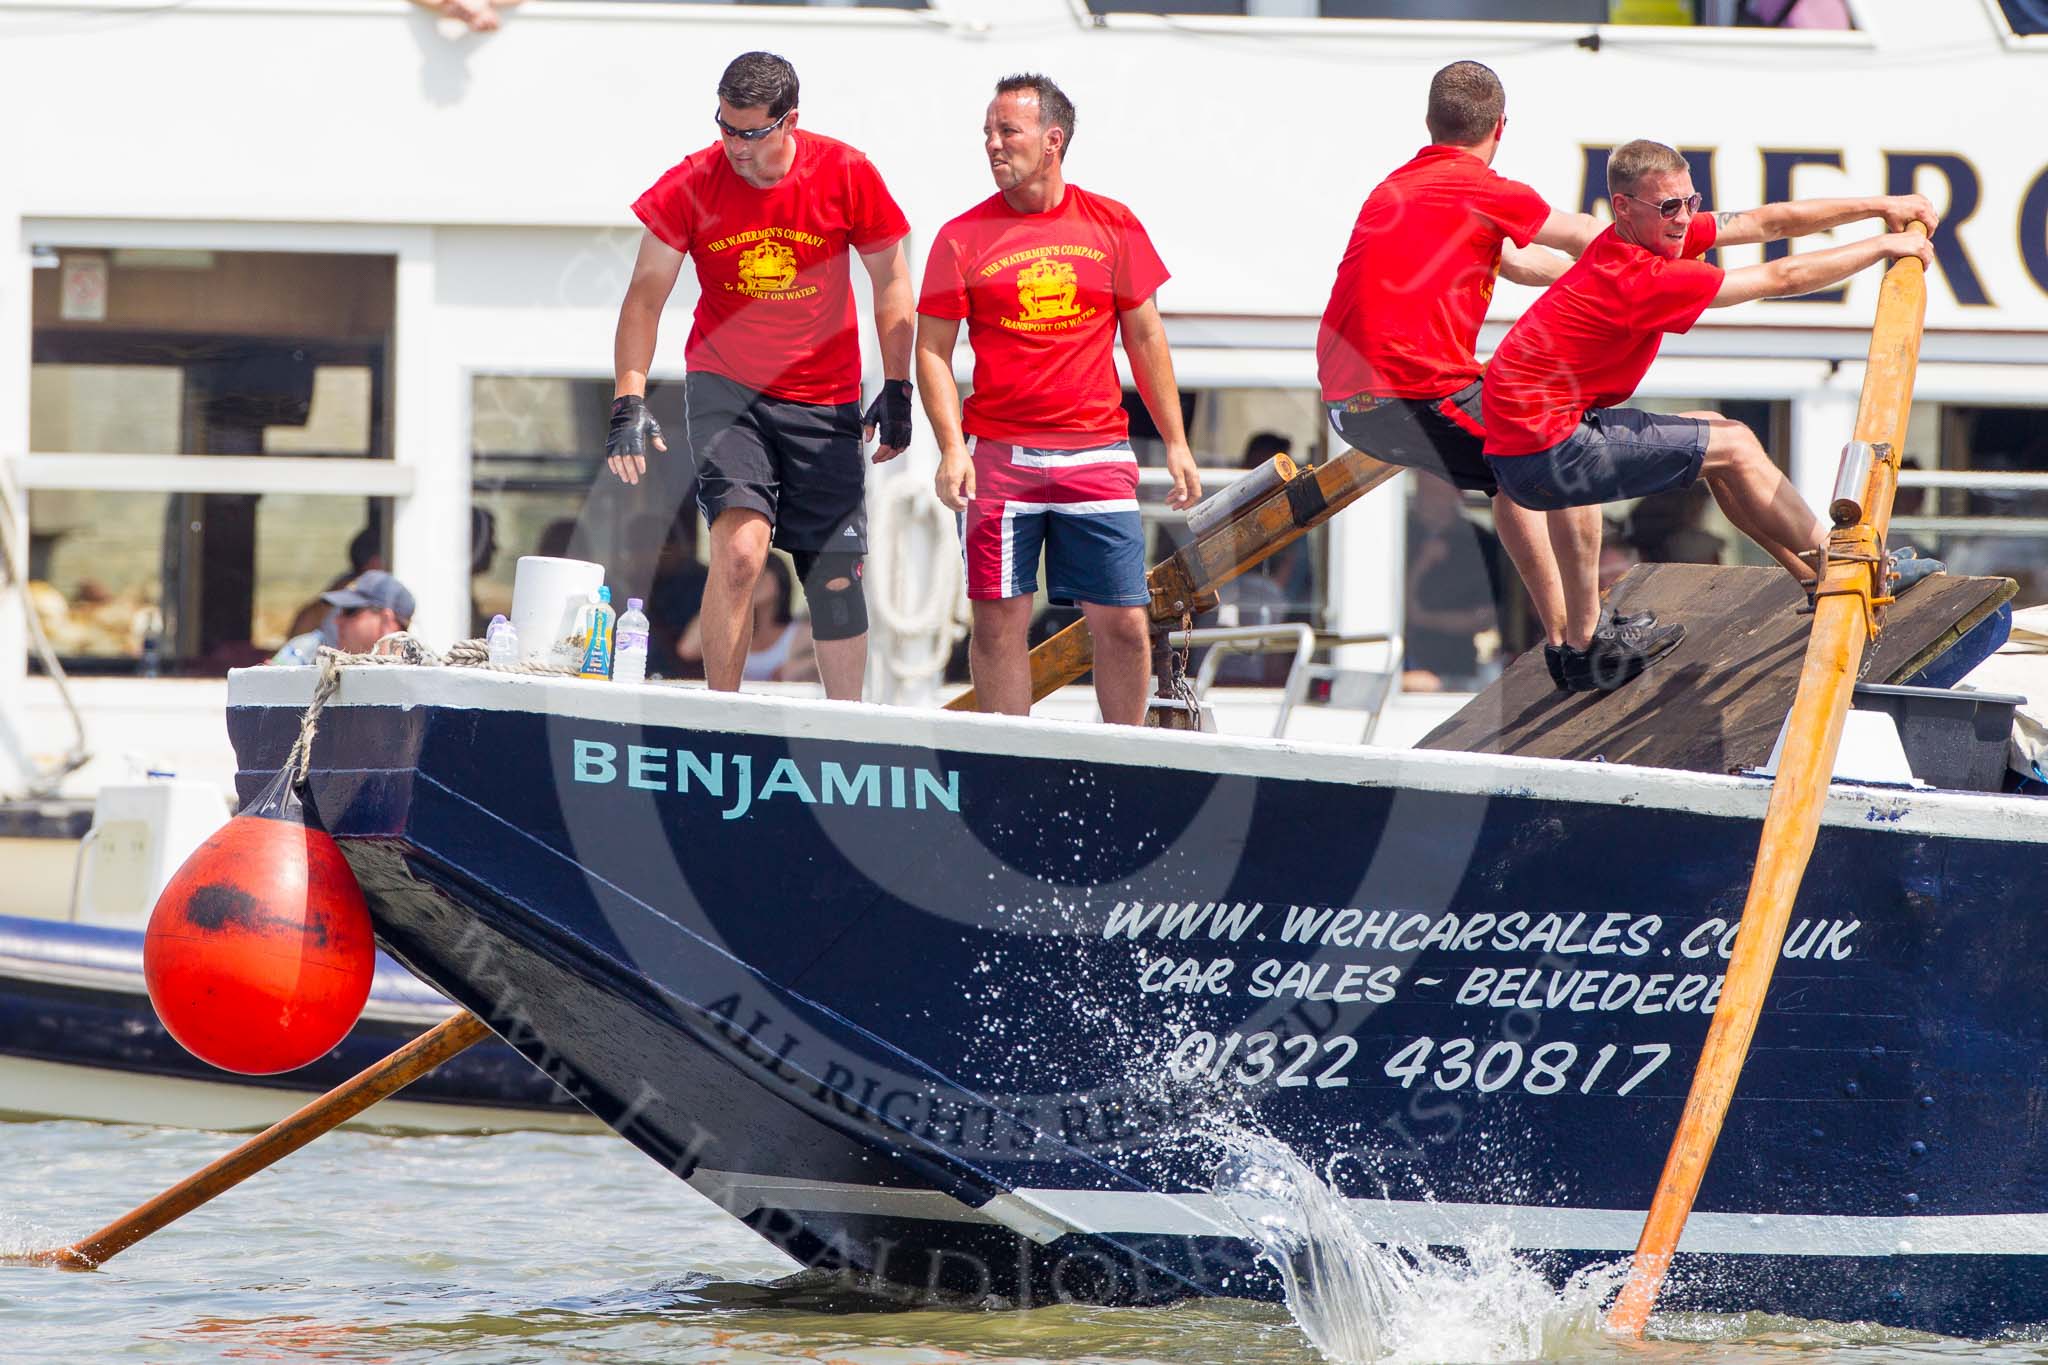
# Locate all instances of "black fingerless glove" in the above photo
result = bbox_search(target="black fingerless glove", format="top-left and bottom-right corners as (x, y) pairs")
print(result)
(608, 394), (662, 458)
(862, 379), (914, 451)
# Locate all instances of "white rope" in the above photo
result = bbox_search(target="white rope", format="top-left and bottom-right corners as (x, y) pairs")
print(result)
(864, 470), (967, 696)
(283, 633), (578, 787)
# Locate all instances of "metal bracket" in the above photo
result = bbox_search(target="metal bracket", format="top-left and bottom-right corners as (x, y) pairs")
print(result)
(1284, 472), (1329, 528)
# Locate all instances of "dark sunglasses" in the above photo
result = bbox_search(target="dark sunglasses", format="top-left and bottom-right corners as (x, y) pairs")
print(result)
(1622, 191), (1703, 219)
(714, 108), (791, 142)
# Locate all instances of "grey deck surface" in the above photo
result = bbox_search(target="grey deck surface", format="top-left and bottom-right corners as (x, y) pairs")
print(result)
(1417, 563), (2015, 775)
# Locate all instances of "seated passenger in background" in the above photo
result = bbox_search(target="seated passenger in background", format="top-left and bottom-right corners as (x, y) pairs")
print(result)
(649, 513), (711, 678)
(272, 571), (416, 665)
(676, 555), (816, 685)
(285, 524), (383, 641)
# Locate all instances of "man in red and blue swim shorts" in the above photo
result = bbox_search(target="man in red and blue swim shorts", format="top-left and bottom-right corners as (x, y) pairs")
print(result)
(917, 72), (1201, 725)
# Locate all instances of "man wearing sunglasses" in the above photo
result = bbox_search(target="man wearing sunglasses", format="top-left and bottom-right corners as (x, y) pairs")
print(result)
(1320, 61), (1603, 685)
(605, 50), (913, 703)
(1482, 138), (1938, 693)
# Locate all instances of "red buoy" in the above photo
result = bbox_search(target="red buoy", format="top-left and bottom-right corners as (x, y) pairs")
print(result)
(143, 788), (374, 1075)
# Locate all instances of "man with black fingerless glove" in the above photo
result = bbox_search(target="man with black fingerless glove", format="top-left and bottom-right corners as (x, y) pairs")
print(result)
(606, 394), (665, 486)
(608, 50), (914, 703)
(862, 378), (914, 455)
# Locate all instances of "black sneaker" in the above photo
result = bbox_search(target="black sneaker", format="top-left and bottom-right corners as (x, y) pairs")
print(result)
(1557, 613), (1686, 693)
(1544, 644), (1567, 689)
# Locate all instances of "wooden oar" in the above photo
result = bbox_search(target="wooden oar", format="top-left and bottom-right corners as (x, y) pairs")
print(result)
(1606, 230), (1929, 1336)
(948, 448), (1402, 710)
(10, 1010), (491, 1269)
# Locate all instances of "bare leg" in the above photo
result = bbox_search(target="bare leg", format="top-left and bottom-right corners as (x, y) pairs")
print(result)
(1492, 492), (1567, 646)
(1682, 412), (1826, 583)
(699, 509), (771, 692)
(968, 595), (1036, 716)
(808, 556), (867, 702)
(1082, 602), (1152, 726)
(1545, 504), (1606, 650)
(812, 635), (867, 703)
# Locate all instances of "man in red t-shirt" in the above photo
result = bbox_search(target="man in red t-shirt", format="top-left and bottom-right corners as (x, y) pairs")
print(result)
(1483, 139), (1939, 692)
(604, 51), (913, 702)
(916, 73), (1202, 726)
(1320, 61), (1601, 684)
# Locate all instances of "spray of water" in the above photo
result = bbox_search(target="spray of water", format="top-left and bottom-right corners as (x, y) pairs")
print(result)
(1211, 1129), (1625, 1364)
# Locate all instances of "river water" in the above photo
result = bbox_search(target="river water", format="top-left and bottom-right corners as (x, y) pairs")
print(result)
(2, 1119), (2044, 1365)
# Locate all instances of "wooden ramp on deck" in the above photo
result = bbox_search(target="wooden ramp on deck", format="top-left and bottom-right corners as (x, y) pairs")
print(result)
(1417, 563), (2015, 775)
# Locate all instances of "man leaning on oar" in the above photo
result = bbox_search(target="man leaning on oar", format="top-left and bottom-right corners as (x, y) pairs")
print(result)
(1480, 139), (1942, 694)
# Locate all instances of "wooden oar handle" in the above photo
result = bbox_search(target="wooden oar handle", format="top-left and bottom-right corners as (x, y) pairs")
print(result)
(1606, 209), (1932, 1339)
(23, 1011), (492, 1269)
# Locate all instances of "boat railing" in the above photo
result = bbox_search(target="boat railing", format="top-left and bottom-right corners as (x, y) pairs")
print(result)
(1178, 625), (1403, 743)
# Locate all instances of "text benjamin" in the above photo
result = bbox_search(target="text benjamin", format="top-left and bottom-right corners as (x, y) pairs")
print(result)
(571, 739), (960, 821)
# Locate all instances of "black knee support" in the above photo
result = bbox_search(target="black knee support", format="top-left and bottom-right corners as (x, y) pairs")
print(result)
(791, 550), (867, 641)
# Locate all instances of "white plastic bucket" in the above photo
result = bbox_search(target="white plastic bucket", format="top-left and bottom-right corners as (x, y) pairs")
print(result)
(510, 556), (604, 666)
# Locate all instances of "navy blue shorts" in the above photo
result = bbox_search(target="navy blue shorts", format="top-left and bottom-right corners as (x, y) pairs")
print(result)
(1327, 380), (1498, 495)
(1486, 407), (1709, 512)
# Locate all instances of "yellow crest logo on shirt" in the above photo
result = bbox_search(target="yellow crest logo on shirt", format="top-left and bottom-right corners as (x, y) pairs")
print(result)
(1016, 258), (1080, 321)
(736, 240), (799, 295)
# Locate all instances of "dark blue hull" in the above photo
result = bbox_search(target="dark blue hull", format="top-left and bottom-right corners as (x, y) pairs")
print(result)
(227, 668), (2048, 1335)
(0, 912), (591, 1127)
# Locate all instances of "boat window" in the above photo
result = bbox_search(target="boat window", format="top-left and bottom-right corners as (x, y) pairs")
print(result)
(1898, 401), (2048, 606)
(24, 248), (401, 676)
(471, 374), (699, 651)
(27, 490), (393, 675)
(31, 250), (392, 459)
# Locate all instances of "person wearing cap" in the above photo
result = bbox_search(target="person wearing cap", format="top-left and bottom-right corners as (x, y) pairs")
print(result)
(271, 571), (417, 665)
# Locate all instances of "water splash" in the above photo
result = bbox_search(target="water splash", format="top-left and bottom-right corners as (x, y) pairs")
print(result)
(1212, 1130), (1624, 1364)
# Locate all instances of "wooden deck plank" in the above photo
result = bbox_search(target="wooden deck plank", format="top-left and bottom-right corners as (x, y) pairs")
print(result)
(1417, 563), (2016, 774)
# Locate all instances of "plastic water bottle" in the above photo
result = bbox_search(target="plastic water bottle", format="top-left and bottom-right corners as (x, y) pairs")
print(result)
(486, 614), (519, 666)
(576, 587), (617, 679)
(613, 597), (649, 683)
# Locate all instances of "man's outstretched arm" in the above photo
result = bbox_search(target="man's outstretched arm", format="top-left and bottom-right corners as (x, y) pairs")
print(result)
(1711, 229), (1934, 308)
(1504, 208), (1606, 284)
(1500, 243), (1574, 287)
(1713, 193), (1938, 247)
(1531, 208), (1605, 256)
(607, 230), (686, 486)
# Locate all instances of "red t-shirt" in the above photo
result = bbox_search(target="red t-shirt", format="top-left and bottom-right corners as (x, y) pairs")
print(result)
(1482, 215), (1723, 457)
(918, 185), (1169, 448)
(1317, 145), (1552, 403)
(633, 132), (909, 406)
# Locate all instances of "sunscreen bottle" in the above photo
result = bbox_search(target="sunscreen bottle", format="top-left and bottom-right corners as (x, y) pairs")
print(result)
(576, 587), (617, 679)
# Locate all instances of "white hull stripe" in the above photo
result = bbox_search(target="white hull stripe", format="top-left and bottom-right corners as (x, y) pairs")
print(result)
(229, 667), (2048, 846)
(688, 1171), (2048, 1259)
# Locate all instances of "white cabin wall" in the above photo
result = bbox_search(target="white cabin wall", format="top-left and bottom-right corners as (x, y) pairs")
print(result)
(6, 0), (2048, 793)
